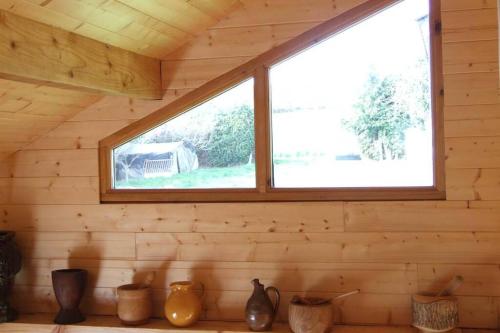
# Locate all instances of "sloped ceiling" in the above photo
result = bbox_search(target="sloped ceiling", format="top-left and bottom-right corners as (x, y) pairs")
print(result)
(0, 0), (242, 58)
(0, 0), (243, 160)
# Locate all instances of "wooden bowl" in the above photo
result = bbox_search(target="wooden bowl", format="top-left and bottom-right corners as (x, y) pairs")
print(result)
(289, 298), (333, 333)
(412, 294), (458, 333)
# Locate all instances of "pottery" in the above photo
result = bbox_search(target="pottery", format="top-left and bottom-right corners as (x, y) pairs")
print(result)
(412, 294), (459, 333)
(164, 281), (204, 327)
(245, 279), (280, 331)
(117, 284), (152, 325)
(289, 297), (333, 333)
(0, 231), (22, 323)
(52, 269), (87, 324)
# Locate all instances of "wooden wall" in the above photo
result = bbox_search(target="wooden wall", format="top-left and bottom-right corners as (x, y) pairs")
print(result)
(0, 0), (499, 328)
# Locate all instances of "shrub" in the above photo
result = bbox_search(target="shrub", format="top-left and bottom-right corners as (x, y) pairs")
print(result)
(206, 105), (254, 167)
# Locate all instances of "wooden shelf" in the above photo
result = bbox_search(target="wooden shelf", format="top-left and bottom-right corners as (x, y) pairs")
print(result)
(0, 314), (496, 333)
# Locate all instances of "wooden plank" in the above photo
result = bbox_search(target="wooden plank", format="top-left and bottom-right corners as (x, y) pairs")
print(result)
(10, 287), (413, 325)
(455, 296), (499, 329)
(446, 168), (500, 200)
(0, 314), (446, 333)
(136, 232), (500, 264)
(445, 118), (500, 138)
(8, 289), (499, 328)
(443, 72), (499, 106)
(9, 149), (98, 177)
(162, 57), (251, 90)
(0, 178), (11, 204)
(446, 137), (500, 168)
(0, 10), (162, 99)
(216, 0), (368, 28)
(15, 232), (135, 259)
(443, 41), (498, 74)
(166, 22), (318, 60)
(442, 9), (498, 43)
(344, 201), (500, 232)
(0, 156), (11, 177)
(418, 264), (500, 296)
(0, 202), (343, 232)
(444, 104), (500, 121)
(441, 0), (498, 11)
(70, 90), (192, 122)
(0, 0), (243, 59)
(26, 120), (132, 150)
(17, 259), (417, 294)
(7, 177), (99, 204)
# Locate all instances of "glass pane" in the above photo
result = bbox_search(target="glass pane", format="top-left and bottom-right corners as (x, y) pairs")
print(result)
(270, 0), (432, 188)
(113, 79), (256, 189)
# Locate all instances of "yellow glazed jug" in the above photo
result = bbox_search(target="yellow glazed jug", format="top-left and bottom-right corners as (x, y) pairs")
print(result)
(164, 281), (204, 327)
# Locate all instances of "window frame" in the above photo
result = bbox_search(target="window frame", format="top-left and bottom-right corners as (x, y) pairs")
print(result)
(99, 0), (445, 203)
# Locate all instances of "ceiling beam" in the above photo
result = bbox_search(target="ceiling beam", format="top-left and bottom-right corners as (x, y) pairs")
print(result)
(0, 10), (163, 99)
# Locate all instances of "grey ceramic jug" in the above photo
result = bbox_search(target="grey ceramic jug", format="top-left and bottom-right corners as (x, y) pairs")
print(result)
(245, 279), (280, 331)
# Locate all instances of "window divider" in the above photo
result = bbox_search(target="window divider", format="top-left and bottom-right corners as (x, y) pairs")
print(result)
(254, 65), (272, 193)
(430, 0), (445, 193)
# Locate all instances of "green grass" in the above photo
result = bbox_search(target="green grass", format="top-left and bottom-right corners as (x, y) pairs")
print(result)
(116, 164), (255, 189)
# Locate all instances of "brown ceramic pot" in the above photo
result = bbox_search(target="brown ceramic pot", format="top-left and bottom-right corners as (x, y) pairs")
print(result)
(116, 283), (152, 326)
(245, 279), (280, 331)
(52, 269), (87, 324)
(288, 297), (333, 333)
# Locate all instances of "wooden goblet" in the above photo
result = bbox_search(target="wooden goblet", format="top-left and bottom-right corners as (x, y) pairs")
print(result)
(52, 269), (88, 324)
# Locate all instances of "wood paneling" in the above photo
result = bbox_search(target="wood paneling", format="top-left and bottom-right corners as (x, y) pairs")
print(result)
(0, 10), (162, 99)
(0, 202), (343, 233)
(0, 0), (242, 59)
(135, 232), (500, 264)
(0, 79), (101, 160)
(1, 0), (499, 329)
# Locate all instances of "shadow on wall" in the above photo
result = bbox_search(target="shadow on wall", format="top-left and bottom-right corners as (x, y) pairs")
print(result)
(68, 246), (102, 315)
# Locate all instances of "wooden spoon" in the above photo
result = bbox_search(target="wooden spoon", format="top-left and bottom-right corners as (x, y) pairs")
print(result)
(334, 289), (360, 301)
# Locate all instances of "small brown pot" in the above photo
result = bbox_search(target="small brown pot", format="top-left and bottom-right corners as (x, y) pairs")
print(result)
(52, 269), (87, 324)
(289, 298), (333, 333)
(116, 284), (152, 326)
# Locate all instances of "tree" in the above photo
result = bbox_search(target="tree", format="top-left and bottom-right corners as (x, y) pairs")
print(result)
(343, 74), (412, 160)
(206, 105), (254, 167)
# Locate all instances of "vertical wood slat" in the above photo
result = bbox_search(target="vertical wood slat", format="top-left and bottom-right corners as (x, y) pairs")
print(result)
(431, 0), (446, 194)
(254, 66), (271, 192)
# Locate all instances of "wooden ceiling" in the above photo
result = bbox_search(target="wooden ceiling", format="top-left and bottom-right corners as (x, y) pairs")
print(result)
(0, 0), (243, 161)
(0, 79), (101, 160)
(0, 0), (242, 58)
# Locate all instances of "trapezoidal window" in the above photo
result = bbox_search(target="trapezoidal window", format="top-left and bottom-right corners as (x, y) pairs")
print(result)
(270, 0), (433, 188)
(100, 0), (444, 202)
(112, 78), (256, 189)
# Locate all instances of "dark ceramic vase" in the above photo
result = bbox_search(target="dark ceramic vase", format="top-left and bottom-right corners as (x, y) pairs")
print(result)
(245, 279), (280, 331)
(0, 231), (22, 323)
(52, 269), (87, 324)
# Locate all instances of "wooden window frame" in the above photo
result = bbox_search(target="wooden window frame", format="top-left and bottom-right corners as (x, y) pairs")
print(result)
(99, 0), (445, 203)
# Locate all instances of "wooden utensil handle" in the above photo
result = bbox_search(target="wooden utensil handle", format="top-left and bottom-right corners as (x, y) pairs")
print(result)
(436, 275), (464, 296)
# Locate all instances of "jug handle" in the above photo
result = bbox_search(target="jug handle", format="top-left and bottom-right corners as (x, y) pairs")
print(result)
(265, 286), (280, 318)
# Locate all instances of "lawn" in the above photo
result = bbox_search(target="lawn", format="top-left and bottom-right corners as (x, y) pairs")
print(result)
(115, 164), (256, 189)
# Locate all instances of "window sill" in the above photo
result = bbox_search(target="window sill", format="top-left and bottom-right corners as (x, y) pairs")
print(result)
(0, 314), (492, 333)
